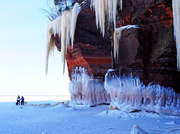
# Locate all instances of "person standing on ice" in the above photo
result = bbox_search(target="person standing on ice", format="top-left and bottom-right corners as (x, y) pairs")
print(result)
(21, 96), (24, 105)
(16, 95), (20, 105)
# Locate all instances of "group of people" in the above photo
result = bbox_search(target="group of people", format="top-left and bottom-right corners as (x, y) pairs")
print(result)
(16, 95), (25, 105)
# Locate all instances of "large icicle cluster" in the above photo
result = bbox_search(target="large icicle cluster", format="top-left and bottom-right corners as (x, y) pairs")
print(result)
(46, 3), (81, 74)
(46, 16), (62, 74)
(114, 25), (139, 62)
(69, 67), (111, 105)
(91, 0), (123, 37)
(104, 69), (180, 116)
(172, 0), (180, 71)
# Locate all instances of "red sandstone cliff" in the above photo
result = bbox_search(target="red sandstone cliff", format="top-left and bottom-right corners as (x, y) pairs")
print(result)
(54, 0), (180, 93)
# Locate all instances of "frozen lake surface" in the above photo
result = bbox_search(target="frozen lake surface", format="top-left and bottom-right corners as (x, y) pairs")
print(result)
(0, 96), (180, 134)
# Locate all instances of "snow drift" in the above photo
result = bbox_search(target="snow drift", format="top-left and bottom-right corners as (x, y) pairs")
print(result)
(46, 3), (81, 74)
(69, 67), (110, 105)
(104, 69), (180, 116)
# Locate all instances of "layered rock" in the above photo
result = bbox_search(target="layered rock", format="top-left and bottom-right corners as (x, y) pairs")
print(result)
(114, 0), (180, 92)
(54, 0), (180, 93)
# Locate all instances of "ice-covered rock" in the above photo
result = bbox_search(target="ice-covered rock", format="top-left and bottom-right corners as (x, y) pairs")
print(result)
(69, 67), (110, 105)
(104, 69), (180, 116)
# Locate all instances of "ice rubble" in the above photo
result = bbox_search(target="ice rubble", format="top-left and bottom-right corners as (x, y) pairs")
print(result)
(172, 0), (180, 71)
(131, 125), (147, 134)
(91, 0), (123, 37)
(104, 69), (180, 116)
(69, 67), (110, 105)
(46, 3), (81, 74)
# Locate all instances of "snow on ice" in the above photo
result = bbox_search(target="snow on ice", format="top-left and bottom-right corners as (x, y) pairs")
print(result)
(0, 99), (180, 134)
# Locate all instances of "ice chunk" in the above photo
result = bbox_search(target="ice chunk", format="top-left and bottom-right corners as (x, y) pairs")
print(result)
(131, 125), (148, 134)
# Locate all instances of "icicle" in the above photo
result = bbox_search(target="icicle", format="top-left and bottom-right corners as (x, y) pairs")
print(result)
(100, 0), (105, 37)
(70, 3), (81, 48)
(91, 0), (123, 37)
(113, 0), (118, 29)
(119, 0), (123, 11)
(92, 0), (106, 37)
(46, 3), (81, 75)
(46, 16), (62, 75)
(107, 0), (113, 25)
(61, 11), (71, 74)
(172, 0), (180, 71)
(114, 27), (122, 61)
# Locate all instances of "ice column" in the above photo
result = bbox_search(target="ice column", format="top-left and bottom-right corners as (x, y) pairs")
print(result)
(69, 67), (111, 105)
(172, 0), (180, 71)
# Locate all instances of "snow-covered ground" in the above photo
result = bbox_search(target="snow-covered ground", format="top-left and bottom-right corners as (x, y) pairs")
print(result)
(0, 96), (180, 134)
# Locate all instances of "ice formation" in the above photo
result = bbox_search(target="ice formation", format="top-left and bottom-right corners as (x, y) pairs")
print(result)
(70, 3), (81, 48)
(172, 0), (180, 71)
(46, 16), (62, 74)
(104, 69), (180, 116)
(46, 3), (81, 74)
(131, 125), (147, 134)
(91, 0), (123, 37)
(60, 10), (72, 73)
(114, 25), (139, 62)
(69, 67), (110, 105)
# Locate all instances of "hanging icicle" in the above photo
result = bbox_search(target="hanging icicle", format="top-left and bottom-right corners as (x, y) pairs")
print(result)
(61, 10), (71, 74)
(172, 0), (180, 71)
(71, 3), (81, 48)
(46, 3), (81, 74)
(46, 16), (62, 74)
(114, 25), (139, 62)
(91, 0), (123, 37)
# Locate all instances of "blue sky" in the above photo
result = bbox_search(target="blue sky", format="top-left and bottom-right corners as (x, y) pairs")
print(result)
(0, 0), (70, 95)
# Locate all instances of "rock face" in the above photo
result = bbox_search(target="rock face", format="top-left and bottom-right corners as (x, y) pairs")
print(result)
(55, 0), (180, 93)
(55, 2), (112, 81)
(115, 0), (180, 92)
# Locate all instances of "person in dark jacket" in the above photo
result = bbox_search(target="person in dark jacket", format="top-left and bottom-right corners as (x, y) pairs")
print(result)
(21, 96), (24, 105)
(16, 95), (20, 105)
